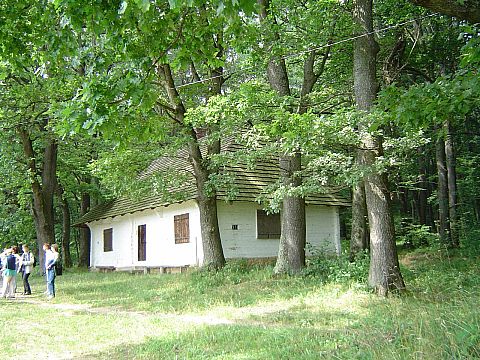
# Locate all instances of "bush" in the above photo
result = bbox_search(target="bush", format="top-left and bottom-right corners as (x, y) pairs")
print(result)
(303, 246), (369, 284)
(398, 224), (439, 249)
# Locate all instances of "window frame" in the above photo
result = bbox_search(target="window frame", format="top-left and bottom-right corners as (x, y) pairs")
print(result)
(256, 210), (281, 239)
(138, 224), (147, 261)
(103, 228), (113, 252)
(174, 213), (190, 244)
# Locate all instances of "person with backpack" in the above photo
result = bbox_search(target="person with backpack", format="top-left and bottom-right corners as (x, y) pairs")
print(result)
(19, 244), (34, 295)
(1, 247), (19, 298)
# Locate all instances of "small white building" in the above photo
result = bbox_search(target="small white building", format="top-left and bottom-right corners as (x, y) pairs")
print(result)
(75, 143), (349, 271)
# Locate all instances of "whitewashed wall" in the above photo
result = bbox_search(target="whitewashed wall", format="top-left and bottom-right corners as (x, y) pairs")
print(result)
(88, 200), (202, 269)
(217, 201), (341, 258)
(88, 199), (341, 269)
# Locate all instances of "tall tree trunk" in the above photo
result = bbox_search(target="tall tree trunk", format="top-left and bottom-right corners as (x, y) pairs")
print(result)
(444, 120), (459, 247)
(188, 137), (226, 269)
(436, 134), (452, 246)
(78, 192), (91, 267)
(350, 180), (368, 260)
(58, 188), (73, 268)
(258, 0), (307, 274)
(18, 127), (57, 270)
(350, 147), (368, 260)
(275, 154), (306, 274)
(159, 63), (225, 269)
(417, 147), (428, 226)
(353, 0), (405, 295)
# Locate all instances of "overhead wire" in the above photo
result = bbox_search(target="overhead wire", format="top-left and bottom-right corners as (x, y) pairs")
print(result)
(175, 12), (440, 89)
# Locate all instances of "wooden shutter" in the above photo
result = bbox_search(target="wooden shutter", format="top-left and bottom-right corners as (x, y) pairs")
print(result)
(257, 210), (281, 239)
(103, 228), (113, 252)
(138, 224), (146, 261)
(174, 213), (190, 244)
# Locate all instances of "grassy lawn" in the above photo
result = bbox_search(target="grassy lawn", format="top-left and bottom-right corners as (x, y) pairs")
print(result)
(1, 249), (479, 359)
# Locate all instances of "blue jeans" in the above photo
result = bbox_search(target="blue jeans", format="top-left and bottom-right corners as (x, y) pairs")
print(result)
(46, 268), (55, 297)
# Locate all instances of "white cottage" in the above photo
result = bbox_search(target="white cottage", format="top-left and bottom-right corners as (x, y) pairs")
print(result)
(75, 142), (349, 271)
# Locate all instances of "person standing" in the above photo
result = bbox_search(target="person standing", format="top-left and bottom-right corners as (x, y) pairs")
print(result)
(51, 244), (60, 275)
(43, 243), (56, 300)
(10, 246), (20, 295)
(1, 248), (17, 298)
(20, 245), (34, 295)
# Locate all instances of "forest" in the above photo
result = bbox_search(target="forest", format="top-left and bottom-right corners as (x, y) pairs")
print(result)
(0, 0), (479, 299)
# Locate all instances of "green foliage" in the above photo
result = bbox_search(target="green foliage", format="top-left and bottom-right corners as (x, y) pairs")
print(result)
(378, 22), (480, 130)
(459, 228), (480, 257)
(190, 259), (272, 289)
(397, 223), (439, 249)
(303, 246), (370, 284)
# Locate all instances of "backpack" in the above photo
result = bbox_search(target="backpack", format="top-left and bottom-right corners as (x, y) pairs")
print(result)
(6, 254), (16, 270)
(33, 255), (37, 267)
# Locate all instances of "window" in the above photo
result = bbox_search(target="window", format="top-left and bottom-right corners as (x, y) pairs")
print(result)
(138, 224), (146, 261)
(103, 228), (113, 252)
(174, 213), (190, 244)
(257, 210), (281, 239)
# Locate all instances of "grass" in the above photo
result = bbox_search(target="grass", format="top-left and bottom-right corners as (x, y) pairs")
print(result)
(1, 249), (479, 359)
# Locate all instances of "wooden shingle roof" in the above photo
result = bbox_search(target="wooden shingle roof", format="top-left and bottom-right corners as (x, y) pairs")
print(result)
(74, 140), (349, 225)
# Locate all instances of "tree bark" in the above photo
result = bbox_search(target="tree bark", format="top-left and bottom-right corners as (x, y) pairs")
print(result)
(18, 127), (57, 271)
(159, 63), (225, 269)
(258, 0), (307, 274)
(417, 148), (428, 226)
(274, 154), (306, 274)
(353, 0), (405, 295)
(78, 192), (91, 267)
(436, 134), (452, 246)
(408, 0), (480, 23)
(444, 120), (459, 247)
(188, 136), (226, 269)
(350, 179), (368, 261)
(58, 188), (73, 268)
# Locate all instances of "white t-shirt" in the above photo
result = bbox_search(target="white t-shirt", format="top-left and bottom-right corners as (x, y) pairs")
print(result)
(45, 249), (55, 270)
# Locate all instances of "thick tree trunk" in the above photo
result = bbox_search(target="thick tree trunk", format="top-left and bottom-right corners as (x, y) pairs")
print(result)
(258, 0), (307, 274)
(274, 154), (306, 274)
(18, 127), (57, 270)
(197, 195), (225, 269)
(436, 135), (452, 246)
(353, 0), (405, 295)
(364, 139), (405, 295)
(59, 190), (73, 268)
(444, 121), (459, 247)
(188, 139), (225, 269)
(78, 192), (91, 267)
(159, 63), (225, 269)
(350, 179), (368, 261)
(31, 193), (54, 271)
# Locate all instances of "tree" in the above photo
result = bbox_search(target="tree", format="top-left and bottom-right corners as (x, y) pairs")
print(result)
(257, 0), (306, 274)
(254, 0), (352, 274)
(353, 0), (406, 295)
(377, 18), (480, 247)
(54, 1), (264, 269)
